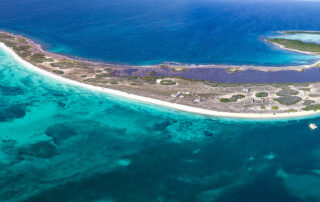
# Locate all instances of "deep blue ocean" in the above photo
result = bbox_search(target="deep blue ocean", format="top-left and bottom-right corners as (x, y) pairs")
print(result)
(0, 0), (320, 65)
(2, 0), (320, 201)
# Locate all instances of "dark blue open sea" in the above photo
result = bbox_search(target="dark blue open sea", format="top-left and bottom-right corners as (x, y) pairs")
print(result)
(1, 0), (320, 66)
(2, 0), (320, 201)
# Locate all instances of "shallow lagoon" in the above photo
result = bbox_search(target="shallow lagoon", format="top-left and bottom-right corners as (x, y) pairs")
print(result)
(2, 41), (320, 201)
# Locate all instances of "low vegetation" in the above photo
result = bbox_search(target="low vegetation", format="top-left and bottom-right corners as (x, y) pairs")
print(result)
(18, 38), (26, 43)
(52, 70), (64, 74)
(30, 53), (48, 63)
(110, 80), (119, 85)
(288, 109), (297, 112)
(84, 78), (99, 83)
(272, 106), (279, 110)
(293, 83), (309, 87)
(160, 64), (169, 68)
(142, 71), (157, 84)
(51, 61), (76, 69)
(303, 100), (315, 106)
(13, 45), (31, 51)
(303, 104), (320, 111)
(220, 94), (245, 103)
(309, 94), (320, 97)
(267, 38), (320, 53)
(1, 40), (17, 48)
(12, 45), (32, 57)
(95, 73), (110, 79)
(104, 68), (114, 74)
(299, 88), (311, 92)
(276, 88), (299, 96)
(284, 31), (320, 35)
(255, 92), (268, 98)
(274, 96), (302, 105)
(50, 60), (91, 69)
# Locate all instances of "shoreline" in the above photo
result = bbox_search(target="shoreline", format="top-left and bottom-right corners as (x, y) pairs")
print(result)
(266, 39), (320, 56)
(2, 42), (320, 120)
(2, 31), (320, 73)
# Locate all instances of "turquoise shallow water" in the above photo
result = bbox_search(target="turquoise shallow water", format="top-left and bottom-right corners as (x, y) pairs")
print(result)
(3, 45), (320, 201)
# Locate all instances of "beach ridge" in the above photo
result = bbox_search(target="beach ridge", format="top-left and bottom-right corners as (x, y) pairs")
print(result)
(2, 42), (320, 119)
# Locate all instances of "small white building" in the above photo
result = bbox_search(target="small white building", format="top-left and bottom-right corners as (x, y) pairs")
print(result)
(171, 91), (182, 98)
(242, 88), (249, 93)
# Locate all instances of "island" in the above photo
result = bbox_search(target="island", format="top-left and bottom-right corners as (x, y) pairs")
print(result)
(2, 30), (320, 118)
(266, 30), (320, 55)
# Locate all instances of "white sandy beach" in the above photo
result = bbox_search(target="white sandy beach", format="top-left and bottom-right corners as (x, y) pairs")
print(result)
(1, 42), (320, 120)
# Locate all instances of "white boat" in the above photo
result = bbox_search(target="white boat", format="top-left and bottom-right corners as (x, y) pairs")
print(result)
(309, 123), (318, 130)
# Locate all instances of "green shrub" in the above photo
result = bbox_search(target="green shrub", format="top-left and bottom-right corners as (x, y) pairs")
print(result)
(95, 73), (110, 79)
(274, 96), (302, 105)
(220, 98), (231, 103)
(267, 38), (320, 53)
(160, 64), (169, 68)
(110, 80), (119, 85)
(130, 82), (143, 86)
(50, 61), (76, 69)
(13, 45), (31, 51)
(256, 92), (268, 98)
(142, 75), (156, 84)
(18, 50), (32, 57)
(276, 89), (299, 96)
(303, 100), (315, 106)
(2, 40), (17, 47)
(52, 70), (64, 74)
(50, 60), (89, 69)
(220, 94), (245, 103)
(303, 104), (320, 111)
(30, 53), (47, 63)
(299, 88), (311, 92)
(104, 68), (114, 74)
(285, 31), (320, 35)
(309, 94), (320, 97)
(18, 38), (26, 43)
